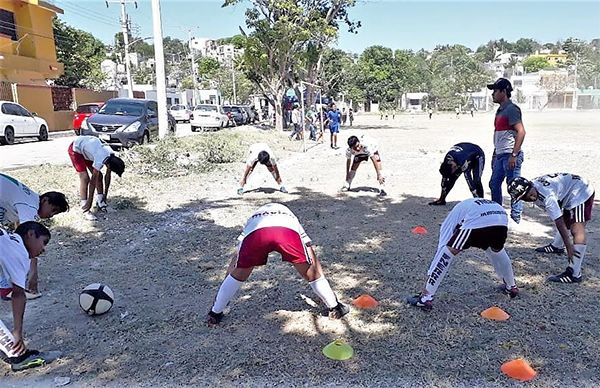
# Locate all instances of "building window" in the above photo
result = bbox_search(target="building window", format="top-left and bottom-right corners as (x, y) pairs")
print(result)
(0, 9), (17, 41)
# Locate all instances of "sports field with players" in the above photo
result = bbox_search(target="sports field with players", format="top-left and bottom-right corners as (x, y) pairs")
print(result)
(3, 110), (600, 386)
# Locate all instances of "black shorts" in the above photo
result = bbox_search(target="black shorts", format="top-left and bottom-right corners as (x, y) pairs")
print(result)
(447, 225), (507, 251)
(353, 151), (381, 164)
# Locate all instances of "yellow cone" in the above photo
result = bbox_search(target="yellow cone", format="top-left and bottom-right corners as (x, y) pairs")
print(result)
(480, 306), (510, 321)
(322, 339), (354, 360)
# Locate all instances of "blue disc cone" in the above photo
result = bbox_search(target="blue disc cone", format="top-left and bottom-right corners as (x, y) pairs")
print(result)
(322, 339), (354, 360)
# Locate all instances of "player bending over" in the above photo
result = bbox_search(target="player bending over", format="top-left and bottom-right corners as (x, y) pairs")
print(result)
(429, 142), (485, 205)
(342, 135), (386, 196)
(207, 203), (349, 324)
(508, 174), (595, 283)
(407, 198), (518, 310)
(238, 143), (287, 195)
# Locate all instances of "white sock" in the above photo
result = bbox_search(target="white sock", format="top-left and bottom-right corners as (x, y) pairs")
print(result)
(309, 276), (338, 308)
(346, 170), (356, 186)
(551, 231), (565, 249)
(211, 274), (243, 314)
(424, 246), (456, 301)
(0, 319), (20, 358)
(486, 248), (516, 288)
(570, 244), (586, 277)
(80, 199), (87, 209)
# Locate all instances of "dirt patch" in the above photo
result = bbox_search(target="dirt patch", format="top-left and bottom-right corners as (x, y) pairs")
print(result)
(2, 113), (600, 387)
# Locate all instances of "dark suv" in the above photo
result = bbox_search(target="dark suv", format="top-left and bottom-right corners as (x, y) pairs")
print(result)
(81, 98), (174, 148)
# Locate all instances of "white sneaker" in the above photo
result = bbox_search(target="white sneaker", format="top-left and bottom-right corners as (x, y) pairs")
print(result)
(83, 211), (97, 221)
(341, 184), (350, 192)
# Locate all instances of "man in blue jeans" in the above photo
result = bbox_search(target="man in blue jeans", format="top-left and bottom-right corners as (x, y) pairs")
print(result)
(487, 78), (526, 223)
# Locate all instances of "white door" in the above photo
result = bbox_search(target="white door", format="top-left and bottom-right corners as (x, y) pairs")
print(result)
(16, 104), (38, 135)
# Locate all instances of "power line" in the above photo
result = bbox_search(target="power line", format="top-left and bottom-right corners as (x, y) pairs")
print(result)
(54, 1), (121, 25)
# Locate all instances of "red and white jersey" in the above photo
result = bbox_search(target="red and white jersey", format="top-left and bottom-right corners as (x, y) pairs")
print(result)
(532, 173), (594, 220)
(246, 143), (277, 166)
(438, 198), (508, 249)
(72, 136), (113, 171)
(346, 135), (379, 159)
(0, 173), (40, 226)
(237, 203), (311, 245)
(0, 230), (29, 289)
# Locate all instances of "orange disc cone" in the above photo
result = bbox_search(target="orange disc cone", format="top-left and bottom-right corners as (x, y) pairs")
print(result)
(352, 294), (379, 309)
(411, 226), (428, 235)
(501, 358), (537, 382)
(480, 306), (510, 321)
(322, 339), (354, 361)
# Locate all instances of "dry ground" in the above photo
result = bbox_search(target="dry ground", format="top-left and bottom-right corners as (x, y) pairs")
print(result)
(2, 110), (600, 387)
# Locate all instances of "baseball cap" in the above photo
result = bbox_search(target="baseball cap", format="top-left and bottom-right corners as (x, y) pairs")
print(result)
(487, 78), (513, 92)
(507, 177), (532, 202)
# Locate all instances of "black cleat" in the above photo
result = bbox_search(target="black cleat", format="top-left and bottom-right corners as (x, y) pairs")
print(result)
(548, 267), (582, 284)
(328, 303), (350, 319)
(500, 285), (519, 299)
(535, 244), (565, 254)
(207, 310), (224, 325)
(406, 294), (433, 311)
(9, 350), (45, 372)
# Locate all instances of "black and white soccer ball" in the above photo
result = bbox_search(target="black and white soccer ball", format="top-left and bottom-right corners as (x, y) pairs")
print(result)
(79, 283), (114, 316)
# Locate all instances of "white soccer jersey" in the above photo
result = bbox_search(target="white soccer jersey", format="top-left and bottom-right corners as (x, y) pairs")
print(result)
(346, 135), (379, 159)
(0, 230), (29, 289)
(532, 173), (594, 220)
(0, 173), (40, 226)
(237, 203), (311, 244)
(246, 143), (277, 166)
(73, 136), (113, 171)
(438, 198), (508, 249)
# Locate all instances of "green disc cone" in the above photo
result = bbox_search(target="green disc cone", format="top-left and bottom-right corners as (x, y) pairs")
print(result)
(322, 339), (354, 360)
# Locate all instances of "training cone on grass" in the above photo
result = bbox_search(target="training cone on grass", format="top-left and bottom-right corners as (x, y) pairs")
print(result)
(501, 358), (537, 382)
(480, 306), (510, 321)
(322, 339), (354, 361)
(352, 294), (379, 309)
(411, 226), (428, 235)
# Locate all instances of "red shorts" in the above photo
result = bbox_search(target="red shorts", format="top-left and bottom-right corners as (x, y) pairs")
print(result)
(564, 192), (594, 228)
(236, 227), (310, 268)
(68, 142), (92, 172)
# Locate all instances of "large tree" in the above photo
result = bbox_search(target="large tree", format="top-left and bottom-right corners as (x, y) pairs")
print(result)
(224, 0), (358, 130)
(53, 18), (107, 89)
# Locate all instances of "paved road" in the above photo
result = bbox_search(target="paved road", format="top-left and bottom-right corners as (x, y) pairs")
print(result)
(0, 123), (195, 170)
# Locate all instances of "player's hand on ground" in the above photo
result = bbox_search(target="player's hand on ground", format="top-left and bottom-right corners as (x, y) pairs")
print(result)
(11, 333), (26, 356)
(26, 274), (38, 294)
(237, 187), (244, 196)
(428, 199), (446, 206)
(377, 174), (385, 184)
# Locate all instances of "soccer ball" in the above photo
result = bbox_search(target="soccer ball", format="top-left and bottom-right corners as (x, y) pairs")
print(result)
(79, 283), (114, 316)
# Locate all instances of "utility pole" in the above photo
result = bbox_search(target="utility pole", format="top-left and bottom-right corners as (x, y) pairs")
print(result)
(188, 30), (199, 106)
(151, 0), (169, 138)
(106, 0), (137, 98)
(231, 62), (237, 104)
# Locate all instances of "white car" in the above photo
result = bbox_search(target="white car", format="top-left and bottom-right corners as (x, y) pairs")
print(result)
(190, 104), (229, 131)
(169, 104), (191, 123)
(0, 101), (49, 145)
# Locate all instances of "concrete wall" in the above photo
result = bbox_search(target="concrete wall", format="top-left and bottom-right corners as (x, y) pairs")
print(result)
(73, 88), (117, 105)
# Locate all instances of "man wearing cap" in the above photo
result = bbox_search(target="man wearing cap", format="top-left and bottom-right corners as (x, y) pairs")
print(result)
(508, 174), (595, 283)
(429, 142), (485, 205)
(487, 78), (526, 223)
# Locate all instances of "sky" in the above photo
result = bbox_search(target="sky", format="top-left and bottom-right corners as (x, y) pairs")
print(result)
(53, 0), (600, 53)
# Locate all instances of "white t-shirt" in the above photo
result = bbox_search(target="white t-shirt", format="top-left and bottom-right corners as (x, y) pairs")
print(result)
(246, 143), (277, 166)
(0, 173), (40, 226)
(73, 136), (113, 171)
(0, 231), (29, 289)
(237, 203), (311, 245)
(291, 109), (301, 124)
(532, 173), (594, 220)
(438, 198), (508, 249)
(346, 135), (379, 159)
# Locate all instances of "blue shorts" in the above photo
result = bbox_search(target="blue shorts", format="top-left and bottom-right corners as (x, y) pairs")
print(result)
(329, 124), (339, 134)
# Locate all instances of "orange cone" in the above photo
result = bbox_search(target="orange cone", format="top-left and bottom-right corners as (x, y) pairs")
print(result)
(501, 358), (537, 381)
(480, 306), (510, 321)
(412, 226), (428, 235)
(352, 294), (379, 309)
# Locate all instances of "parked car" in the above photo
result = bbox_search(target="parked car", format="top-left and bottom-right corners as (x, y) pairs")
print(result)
(222, 105), (247, 126)
(169, 104), (191, 123)
(241, 105), (258, 123)
(190, 104), (229, 131)
(81, 98), (174, 148)
(0, 101), (49, 145)
(73, 102), (103, 135)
